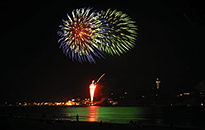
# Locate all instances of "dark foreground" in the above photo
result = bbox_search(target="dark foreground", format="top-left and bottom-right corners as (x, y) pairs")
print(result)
(1, 117), (204, 130)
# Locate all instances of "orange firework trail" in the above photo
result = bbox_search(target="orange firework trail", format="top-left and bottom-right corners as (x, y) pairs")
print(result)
(96, 73), (105, 83)
(89, 73), (105, 105)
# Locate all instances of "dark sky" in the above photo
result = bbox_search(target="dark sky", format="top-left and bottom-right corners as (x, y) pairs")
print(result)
(1, 0), (205, 103)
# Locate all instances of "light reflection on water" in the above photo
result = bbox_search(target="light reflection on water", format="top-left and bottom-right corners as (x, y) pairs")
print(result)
(88, 106), (98, 122)
(1, 106), (205, 128)
(60, 106), (205, 128)
(63, 106), (147, 124)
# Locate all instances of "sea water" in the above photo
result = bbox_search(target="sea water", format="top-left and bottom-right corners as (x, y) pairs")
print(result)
(1, 106), (205, 128)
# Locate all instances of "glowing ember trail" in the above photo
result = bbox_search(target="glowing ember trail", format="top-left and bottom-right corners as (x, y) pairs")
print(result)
(89, 73), (105, 105)
(96, 73), (105, 83)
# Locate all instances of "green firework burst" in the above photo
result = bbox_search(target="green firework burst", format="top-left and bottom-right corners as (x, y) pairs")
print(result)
(100, 9), (138, 56)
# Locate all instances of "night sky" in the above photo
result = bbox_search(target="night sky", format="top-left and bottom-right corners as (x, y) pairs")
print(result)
(1, 0), (205, 103)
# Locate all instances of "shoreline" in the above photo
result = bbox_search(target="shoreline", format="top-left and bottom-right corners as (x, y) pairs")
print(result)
(1, 116), (204, 130)
(1, 104), (204, 107)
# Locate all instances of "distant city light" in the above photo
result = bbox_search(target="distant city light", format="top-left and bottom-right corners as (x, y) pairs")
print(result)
(23, 102), (27, 106)
(2, 80), (203, 107)
(112, 102), (118, 105)
(184, 93), (190, 96)
(55, 102), (61, 106)
(76, 98), (81, 101)
(65, 101), (72, 106)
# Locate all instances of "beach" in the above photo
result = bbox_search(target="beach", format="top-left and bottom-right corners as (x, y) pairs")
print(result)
(1, 116), (203, 130)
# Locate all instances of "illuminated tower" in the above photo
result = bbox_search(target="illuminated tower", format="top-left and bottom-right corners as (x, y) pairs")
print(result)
(156, 78), (161, 89)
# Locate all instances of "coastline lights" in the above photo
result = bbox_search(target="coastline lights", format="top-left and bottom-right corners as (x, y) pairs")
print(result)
(65, 100), (75, 106)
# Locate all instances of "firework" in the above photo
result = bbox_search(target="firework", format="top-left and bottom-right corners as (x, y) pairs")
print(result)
(57, 7), (110, 63)
(96, 73), (105, 83)
(89, 81), (96, 105)
(99, 9), (138, 56)
(57, 7), (138, 63)
(89, 73), (105, 105)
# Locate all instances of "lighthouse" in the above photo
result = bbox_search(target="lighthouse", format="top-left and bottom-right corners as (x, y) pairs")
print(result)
(156, 78), (161, 89)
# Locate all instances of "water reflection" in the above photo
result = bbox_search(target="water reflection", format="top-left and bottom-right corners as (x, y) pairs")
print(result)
(1, 106), (204, 128)
(62, 106), (146, 123)
(88, 106), (99, 122)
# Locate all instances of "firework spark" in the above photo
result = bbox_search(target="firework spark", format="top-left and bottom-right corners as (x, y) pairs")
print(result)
(99, 9), (138, 56)
(89, 80), (97, 105)
(57, 7), (110, 63)
(57, 7), (138, 63)
(89, 73), (105, 105)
